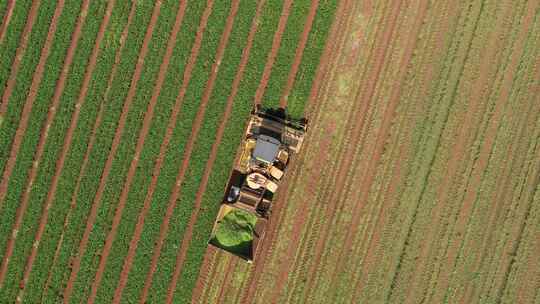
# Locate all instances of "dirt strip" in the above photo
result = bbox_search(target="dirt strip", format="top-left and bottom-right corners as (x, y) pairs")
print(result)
(215, 258), (238, 303)
(298, 0), (402, 299)
(162, 2), (244, 303)
(0, 0), (64, 208)
(135, 1), (215, 302)
(430, 2), (538, 301)
(0, 0), (81, 288)
(404, 2), (512, 302)
(191, 246), (217, 304)
(239, 1), (354, 302)
(13, 1), (115, 302)
(84, 3), (189, 304)
(326, 0), (428, 299)
(61, 3), (162, 302)
(253, 0), (293, 104)
(0, 0), (40, 121)
(279, 0), (319, 108)
(0, 0), (15, 43)
(39, 3), (137, 301)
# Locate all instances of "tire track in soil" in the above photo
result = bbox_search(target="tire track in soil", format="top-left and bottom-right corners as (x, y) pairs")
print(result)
(486, 54), (540, 302)
(189, 1), (266, 300)
(295, 1), (392, 299)
(493, 94), (540, 304)
(349, 2), (436, 302)
(85, 2), (189, 303)
(383, 1), (484, 301)
(0, 0), (64, 209)
(39, 3), (137, 301)
(279, 0), (319, 108)
(0, 0), (40, 122)
(61, 2), (162, 302)
(327, 0), (426, 299)
(160, 1), (244, 302)
(134, 1), (215, 302)
(285, 9), (372, 297)
(239, 1), (354, 302)
(430, 2), (538, 301)
(298, 0), (402, 299)
(401, 1), (503, 302)
(14, 0), (116, 301)
(253, 0), (293, 105)
(451, 6), (531, 304)
(267, 0), (358, 299)
(0, 0), (83, 287)
(108, 2), (190, 303)
(215, 258), (238, 304)
(0, 0), (15, 43)
(192, 247), (218, 304)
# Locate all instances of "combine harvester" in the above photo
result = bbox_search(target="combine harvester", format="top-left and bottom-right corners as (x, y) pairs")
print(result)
(209, 106), (307, 262)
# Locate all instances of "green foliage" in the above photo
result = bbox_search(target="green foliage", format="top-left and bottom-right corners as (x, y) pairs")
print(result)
(211, 209), (257, 255)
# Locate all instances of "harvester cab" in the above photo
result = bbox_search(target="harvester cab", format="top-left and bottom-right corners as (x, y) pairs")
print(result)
(208, 106), (307, 262)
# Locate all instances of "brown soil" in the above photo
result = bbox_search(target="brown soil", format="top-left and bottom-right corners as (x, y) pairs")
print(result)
(279, 0), (319, 108)
(135, 1), (217, 302)
(347, 1), (431, 300)
(84, 2), (192, 303)
(162, 2), (244, 302)
(430, 2), (538, 302)
(404, 2), (511, 302)
(0, 0), (64, 208)
(0, 0), (15, 43)
(239, 0), (354, 302)
(253, 0), (293, 105)
(0, 0), (75, 287)
(189, 1), (266, 301)
(298, 0), (402, 298)
(13, 1), (115, 301)
(191, 247), (218, 304)
(61, 3), (162, 302)
(215, 257), (238, 303)
(39, 3), (137, 300)
(0, 0), (40, 118)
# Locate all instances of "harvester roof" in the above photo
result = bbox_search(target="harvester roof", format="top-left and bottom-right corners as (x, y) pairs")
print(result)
(252, 134), (280, 164)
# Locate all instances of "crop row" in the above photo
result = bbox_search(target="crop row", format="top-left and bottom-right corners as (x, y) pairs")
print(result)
(142, 1), (287, 302)
(0, 0), (32, 106)
(0, 1), (115, 301)
(0, 1), (85, 301)
(90, 0), (210, 302)
(31, 1), (154, 302)
(23, 1), (135, 302)
(0, 1), (56, 192)
(260, 0), (311, 110)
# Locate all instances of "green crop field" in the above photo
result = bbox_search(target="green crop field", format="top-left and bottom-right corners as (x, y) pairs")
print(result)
(0, 0), (336, 303)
